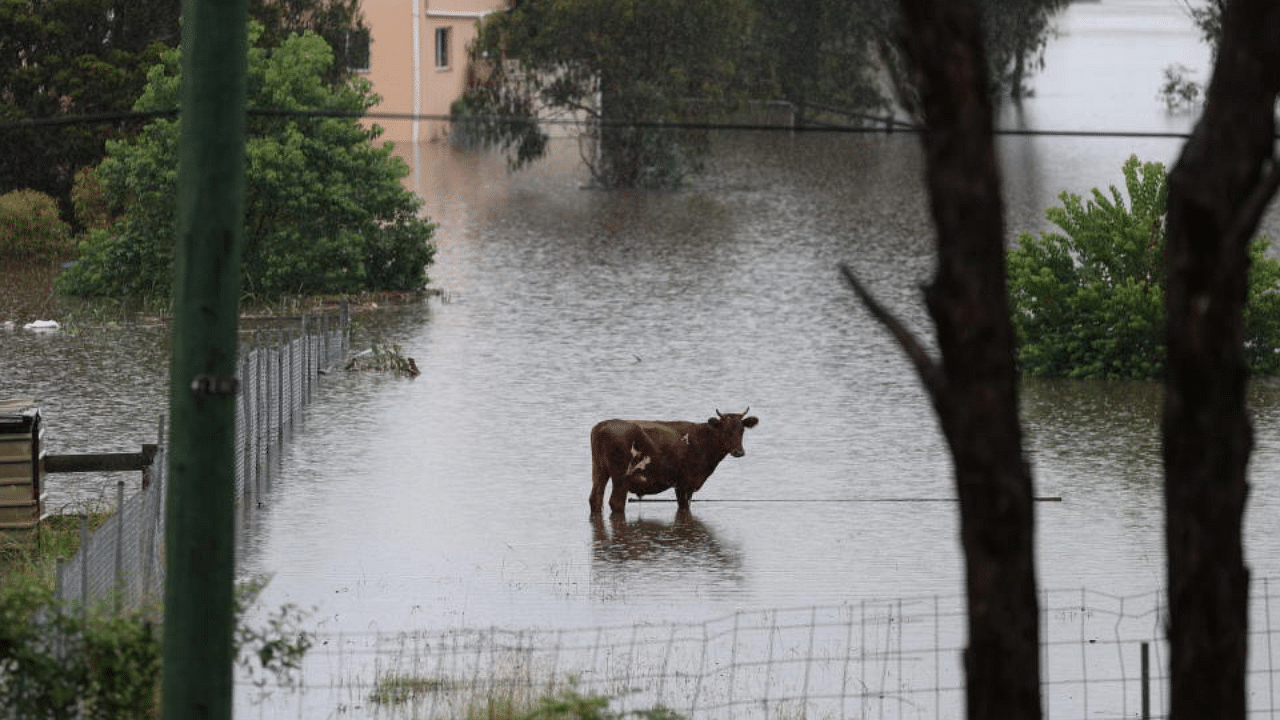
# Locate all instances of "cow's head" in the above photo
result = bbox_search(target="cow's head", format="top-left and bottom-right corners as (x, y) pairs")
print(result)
(708, 408), (759, 458)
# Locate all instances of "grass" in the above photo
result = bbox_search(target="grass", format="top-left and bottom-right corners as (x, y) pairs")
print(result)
(0, 511), (112, 589)
(368, 673), (453, 705)
(366, 669), (689, 720)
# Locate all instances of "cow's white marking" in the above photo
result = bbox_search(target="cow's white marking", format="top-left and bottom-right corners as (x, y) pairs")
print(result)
(681, 433), (690, 445)
(626, 443), (651, 475)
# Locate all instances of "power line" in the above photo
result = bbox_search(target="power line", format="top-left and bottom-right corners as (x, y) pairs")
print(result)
(0, 106), (1206, 140)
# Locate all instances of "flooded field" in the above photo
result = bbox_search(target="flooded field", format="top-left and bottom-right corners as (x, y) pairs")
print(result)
(4, 1), (1280, 717)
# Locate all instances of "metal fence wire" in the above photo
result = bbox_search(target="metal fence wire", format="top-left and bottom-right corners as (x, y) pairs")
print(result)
(51, 309), (349, 613)
(274, 583), (1280, 720)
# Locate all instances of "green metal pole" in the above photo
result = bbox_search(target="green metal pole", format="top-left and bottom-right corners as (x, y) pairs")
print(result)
(162, 0), (247, 714)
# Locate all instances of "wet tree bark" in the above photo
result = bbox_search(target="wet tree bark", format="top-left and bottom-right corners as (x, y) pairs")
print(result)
(1163, 2), (1280, 719)
(842, 1), (1040, 719)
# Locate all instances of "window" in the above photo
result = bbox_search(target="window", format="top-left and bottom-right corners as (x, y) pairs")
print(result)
(435, 26), (451, 69)
(346, 28), (371, 72)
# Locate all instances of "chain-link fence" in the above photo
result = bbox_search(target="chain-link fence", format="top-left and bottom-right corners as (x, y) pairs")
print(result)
(51, 309), (349, 613)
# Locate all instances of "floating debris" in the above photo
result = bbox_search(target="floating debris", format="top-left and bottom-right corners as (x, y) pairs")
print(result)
(22, 320), (59, 331)
(345, 342), (420, 378)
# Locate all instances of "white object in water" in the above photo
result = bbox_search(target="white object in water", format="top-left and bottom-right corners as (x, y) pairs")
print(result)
(22, 320), (60, 331)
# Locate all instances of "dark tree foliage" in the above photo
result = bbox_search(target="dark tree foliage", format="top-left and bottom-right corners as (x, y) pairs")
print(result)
(0, 0), (365, 219)
(462, 0), (1069, 186)
(0, 0), (178, 220)
(1162, 0), (1280, 718)
(877, 0), (1071, 118)
(247, 0), (367, 85)
(463, 0), (753, 189)
(750, 0), (890, 127)
(842, 0), (1041, 717)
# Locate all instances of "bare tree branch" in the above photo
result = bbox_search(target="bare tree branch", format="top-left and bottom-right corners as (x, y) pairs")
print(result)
(838, 263), (942, 396)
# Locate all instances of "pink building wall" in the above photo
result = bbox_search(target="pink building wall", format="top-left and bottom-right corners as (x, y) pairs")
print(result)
(358, 0), (506, 144)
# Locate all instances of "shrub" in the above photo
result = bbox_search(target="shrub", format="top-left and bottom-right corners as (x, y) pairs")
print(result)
(70, 166), (115, 232)
(1007, 154), (1280, 380)
(0, 580), (160, 719)
(57, 26), (436, 300)
(0, 190), (74, 261)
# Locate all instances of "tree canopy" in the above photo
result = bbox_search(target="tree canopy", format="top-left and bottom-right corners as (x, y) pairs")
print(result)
(460, 0), (1071, 187)
(0, 0), (366, 219)
(56, 28), (436, 300)
(1007, 155), (1280, 379)
(462, 0), (755, 188)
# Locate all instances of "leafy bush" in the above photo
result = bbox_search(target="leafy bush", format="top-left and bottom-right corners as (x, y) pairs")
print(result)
(0, 571), (315, 717)
(0, 580), (160, 719)
(0, 189), (74, 261)
(58, 25), (436, 300)
(70, 166), (115, 232)
(1007, 155), (1280, 380)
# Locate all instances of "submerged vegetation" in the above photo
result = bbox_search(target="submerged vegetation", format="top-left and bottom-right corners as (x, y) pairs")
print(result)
(344, 341), (421, 377)
(1007, 154), (1280, 380)
(367, 673), (687, 720)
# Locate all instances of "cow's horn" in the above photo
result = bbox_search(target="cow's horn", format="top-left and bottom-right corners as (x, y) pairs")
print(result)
(716, 409), (724, 418)
(742, 406), (750, 416)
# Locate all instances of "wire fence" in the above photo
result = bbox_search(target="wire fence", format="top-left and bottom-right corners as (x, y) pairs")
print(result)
(51, 309), (349, 613)
(251, 582), (1280, 720)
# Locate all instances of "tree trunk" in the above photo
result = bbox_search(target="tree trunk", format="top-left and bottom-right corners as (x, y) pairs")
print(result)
(846, 1), (1042, 719)
(1163, 2), (1280, 719)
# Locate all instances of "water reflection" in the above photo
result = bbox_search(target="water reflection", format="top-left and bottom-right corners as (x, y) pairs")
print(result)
(590, 509), (745, 599)
(1022, 378), (1162, 488)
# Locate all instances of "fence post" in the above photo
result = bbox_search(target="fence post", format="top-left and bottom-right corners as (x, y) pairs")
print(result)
(239, 353), (250, 500)
(321, 312), (329, 369)
(341, 300), (350, 358)
(301, 314), (310, 404)
(255, 333), (265, 492)
(1141, 641), (1150, 720)
(277, 329), (285, 442)
(55, 556), (65, 604)
(78, 512), (88, 617)
(115, 480), (125, 612)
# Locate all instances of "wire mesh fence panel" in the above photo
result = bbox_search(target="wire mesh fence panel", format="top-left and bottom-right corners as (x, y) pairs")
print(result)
(52, 310), (348, 613)
(258, 585), (1280, 720)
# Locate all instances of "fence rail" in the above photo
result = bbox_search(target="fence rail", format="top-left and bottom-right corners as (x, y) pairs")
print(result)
(52, 309), (349, 612)
(263, 583), (1280, 720)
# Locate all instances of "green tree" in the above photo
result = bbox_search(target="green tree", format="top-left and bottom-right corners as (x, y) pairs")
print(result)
(462, 0), (755, 189)
(0, 0), (366, 218)
(247, 0), (369, 85)
(876, 0), (1071, 117)
(1007, 155), (1280, 379)
(750, 0), (890, 126)
(57, 28), (436, 300)
(0, 0), (175, 218)
(461, 0), (1068, 185)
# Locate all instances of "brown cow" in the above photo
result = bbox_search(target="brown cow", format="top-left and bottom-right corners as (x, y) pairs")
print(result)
(589, 409), (759, 514)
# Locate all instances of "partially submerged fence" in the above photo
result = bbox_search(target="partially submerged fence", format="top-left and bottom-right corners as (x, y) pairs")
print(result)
(52, 309), (349, 612)
(266, 583), (1280, 720)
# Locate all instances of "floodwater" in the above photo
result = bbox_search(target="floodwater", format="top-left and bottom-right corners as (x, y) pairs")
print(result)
(232, 0), (1280, 631)
(3, 0), (1280, 715)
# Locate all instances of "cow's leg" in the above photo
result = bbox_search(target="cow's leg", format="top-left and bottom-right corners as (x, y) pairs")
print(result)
(609, 477), (629, 514)
(590, 454), (609, 514)
(675, 487), (693, 510)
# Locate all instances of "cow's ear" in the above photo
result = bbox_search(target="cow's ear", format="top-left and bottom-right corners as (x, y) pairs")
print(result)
(708, 416), (722, 428)
(743, 416), (759, 428)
